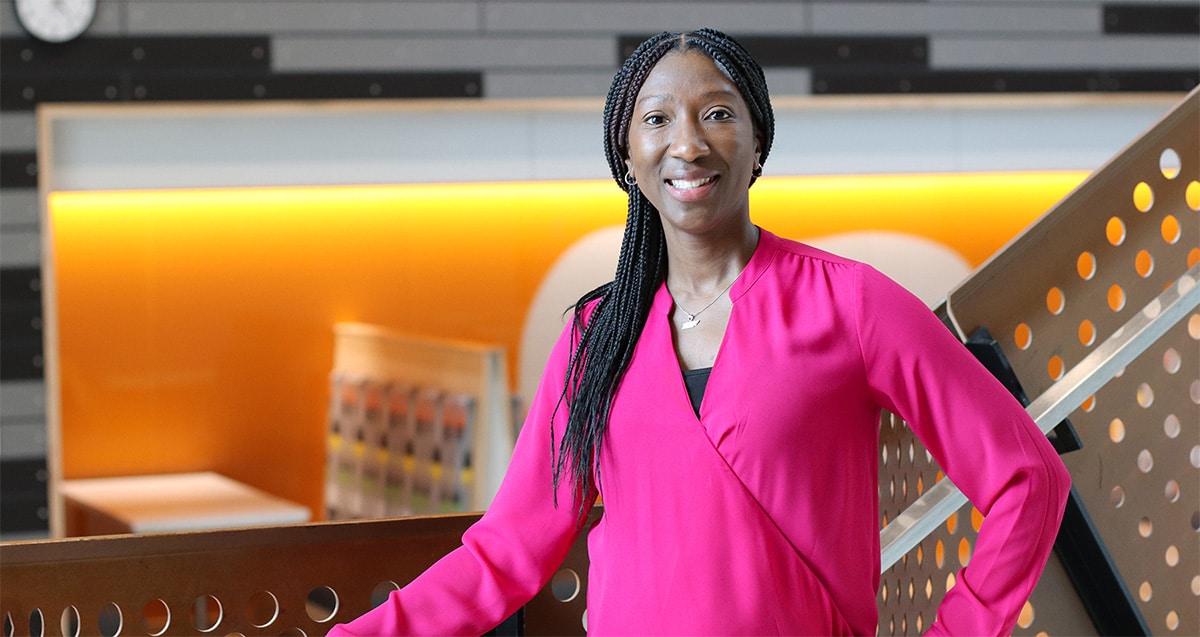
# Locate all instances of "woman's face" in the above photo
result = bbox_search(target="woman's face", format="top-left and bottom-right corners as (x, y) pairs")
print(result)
(624, 49), (760, 238)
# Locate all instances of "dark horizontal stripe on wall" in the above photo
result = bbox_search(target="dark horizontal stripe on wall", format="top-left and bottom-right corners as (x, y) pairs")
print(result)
(0, 73), (126, 111)
(0, 268), (42, 304)
(0, 152), (37, 189)
(0, 458), (47, 492)
(128, 71), (483, 102)
(0, 493), (49, 534)
(0, 36), (271, 74)
(0, 342), (43, 381)
(618, 34), (927, 68)
(1103, 3), (1200, 34)
(1, 71), (482, 112)
(813, 69), (1200, 94)
(1, 304), (42, 347)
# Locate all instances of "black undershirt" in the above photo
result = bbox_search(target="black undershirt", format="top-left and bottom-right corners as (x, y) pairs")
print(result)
(681, 366), (712, 416)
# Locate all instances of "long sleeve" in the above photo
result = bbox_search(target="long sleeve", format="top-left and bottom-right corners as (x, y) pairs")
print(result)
(327, 322), (592, 636)
(854, 264), (1072, 635)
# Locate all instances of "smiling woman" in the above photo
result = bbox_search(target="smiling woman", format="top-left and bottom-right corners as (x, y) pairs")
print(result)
(327, 29), (1072, 637)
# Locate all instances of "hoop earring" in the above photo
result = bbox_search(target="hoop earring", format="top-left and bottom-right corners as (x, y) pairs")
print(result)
(623, 171), (637, 186)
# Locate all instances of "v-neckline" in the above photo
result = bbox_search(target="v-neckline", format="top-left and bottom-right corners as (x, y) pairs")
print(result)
(652, 227), (777, 423)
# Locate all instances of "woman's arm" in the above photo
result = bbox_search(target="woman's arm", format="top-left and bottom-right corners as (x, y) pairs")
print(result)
(854, 264), (1071, 636)
(327, 323), (593, 636)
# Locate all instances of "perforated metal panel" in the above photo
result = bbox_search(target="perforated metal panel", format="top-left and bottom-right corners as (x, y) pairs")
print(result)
(877, 410), (976, 636)
(932, 86), (1200, 634)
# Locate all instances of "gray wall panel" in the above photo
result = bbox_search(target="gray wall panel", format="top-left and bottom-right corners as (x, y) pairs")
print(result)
(528, 108), (609, 180)
(0, 229), (38, 267)
(484, 70), (622, 99)
(125, 2), (479, 35)
(271, 35), (614, 72)
(0, 190), (38, 227)
(811, 3), (1099, 35)
(932, 36), (1200, 70)
(0, 423), (47, 460)
(0, 381), (46, 420)
(0, 113), (37, 152)
(483, 2), (808, 34)
(762, 69), (814, 98)
(954, 102), (1167, 172)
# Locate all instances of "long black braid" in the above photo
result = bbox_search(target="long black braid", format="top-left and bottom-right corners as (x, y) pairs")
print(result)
(551, 28), (776, 516)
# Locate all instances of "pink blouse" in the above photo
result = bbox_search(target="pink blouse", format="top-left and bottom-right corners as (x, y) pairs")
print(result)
(329, 229), (1070, 636)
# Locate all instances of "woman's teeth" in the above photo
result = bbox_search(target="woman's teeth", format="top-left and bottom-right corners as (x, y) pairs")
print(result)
(669, 176), (715, 190)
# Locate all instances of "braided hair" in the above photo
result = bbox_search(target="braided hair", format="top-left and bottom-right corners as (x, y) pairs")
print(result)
(552, 28), (776, 515)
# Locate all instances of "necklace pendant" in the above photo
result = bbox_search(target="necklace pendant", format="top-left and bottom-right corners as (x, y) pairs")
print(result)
(681, 317), (700, 330)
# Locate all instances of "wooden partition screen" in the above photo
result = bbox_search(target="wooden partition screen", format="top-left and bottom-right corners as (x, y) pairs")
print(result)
(0, 512), (593, 637)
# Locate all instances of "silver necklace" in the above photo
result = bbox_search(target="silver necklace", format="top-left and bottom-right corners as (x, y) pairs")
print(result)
(673, 278), (737, 330)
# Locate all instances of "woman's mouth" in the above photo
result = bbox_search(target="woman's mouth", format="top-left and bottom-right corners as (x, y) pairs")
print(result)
(668, 176), (717, 190)
(665, 175), (719, 201)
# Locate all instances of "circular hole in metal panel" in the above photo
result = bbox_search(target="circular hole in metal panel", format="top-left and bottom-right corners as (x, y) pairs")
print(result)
(1187, 180), (1200, 210)
(190, 595), (223, 633)
(1108, 284), (1126, 311)
(1137, 383), (1155, 408)
(1135, 250), (1155, 278)
(245, 591), (279, 629)
(1046, 286), (1066, 314)
(1161, 214), (1181, 244)
(97, 603), (122, 637)
(1018, 600), (1035, 628)
(1110, 418), (1126, 443)
(1137, 449), (1154, 473)
(1106, 216), (1126, 246)
(1133, 181), (1154, 212)
(59, 606), (80, 637)
(1014, 322), (1032, 350)
(142, 600), (169, 637)
(1078, 320), (1096, 346)
(550, 568), (582, 602)
(1160, 148), (1181, 179)
(1164, 414), (1182, 439)
(370, 582), (400, 610)
(1163, 348), (1182, 374)
(1077, 251), (1097, 280)
(1047, 355), (1065, 380)
(305, 587), (339, 623)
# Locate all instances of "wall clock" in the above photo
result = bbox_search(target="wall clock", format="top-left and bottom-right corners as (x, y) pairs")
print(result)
(14, 0), (97, 43)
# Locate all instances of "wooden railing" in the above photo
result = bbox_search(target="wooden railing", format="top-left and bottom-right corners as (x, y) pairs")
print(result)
(0, 512), (592, 637)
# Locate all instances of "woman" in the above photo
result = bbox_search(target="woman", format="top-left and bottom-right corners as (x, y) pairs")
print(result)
(329, 29), (1070, 636)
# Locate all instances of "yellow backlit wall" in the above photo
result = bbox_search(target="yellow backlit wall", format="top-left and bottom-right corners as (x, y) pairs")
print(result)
(48, 172), (1087, 518)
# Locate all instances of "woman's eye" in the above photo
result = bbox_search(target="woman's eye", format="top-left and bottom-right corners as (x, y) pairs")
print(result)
(707, 109), (733, 121)
(644, 114), (666, 125)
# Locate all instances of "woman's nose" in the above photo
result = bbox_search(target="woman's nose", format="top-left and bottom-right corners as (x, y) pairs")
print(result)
(669, 118), (709, 162)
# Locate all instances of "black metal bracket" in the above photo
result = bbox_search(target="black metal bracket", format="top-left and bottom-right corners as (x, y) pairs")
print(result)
(964, 327), (1082, 454)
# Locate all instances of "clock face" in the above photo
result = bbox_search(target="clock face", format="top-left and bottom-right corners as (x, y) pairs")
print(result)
(14, 0), (97, 43)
